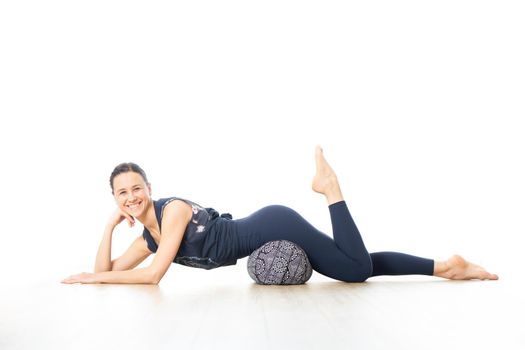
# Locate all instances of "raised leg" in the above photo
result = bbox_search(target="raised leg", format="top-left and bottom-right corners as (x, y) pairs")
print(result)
(311, 145), (499, 281)
(311, 145), (372, 279)
(311, 145), (344, 205)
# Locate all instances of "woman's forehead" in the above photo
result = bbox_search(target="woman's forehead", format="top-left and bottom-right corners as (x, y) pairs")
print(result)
(113, 172), (145, 189)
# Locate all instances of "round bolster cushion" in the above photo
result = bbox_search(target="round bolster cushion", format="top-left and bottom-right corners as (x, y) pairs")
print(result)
(247, 240), (313, 285)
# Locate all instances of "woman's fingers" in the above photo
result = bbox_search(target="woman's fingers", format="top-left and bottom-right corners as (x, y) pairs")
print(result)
(62, 273), (80, 284)
(61, 272), (96, 284)
(61, 276), (76, 284)
(108, 207), (136, 228)
(126, 214), (135, 227)
(119, 208), (135, 227)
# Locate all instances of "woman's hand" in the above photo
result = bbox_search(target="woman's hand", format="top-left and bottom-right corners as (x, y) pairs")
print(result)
(107, 207), (136, 228)
(61, 272), (98, 284)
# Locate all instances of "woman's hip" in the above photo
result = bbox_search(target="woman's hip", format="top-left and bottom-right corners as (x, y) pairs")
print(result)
(232, 205), (327, 256)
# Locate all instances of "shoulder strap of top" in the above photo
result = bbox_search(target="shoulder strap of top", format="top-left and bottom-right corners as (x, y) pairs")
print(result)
(142, 197), (181, 252)
(154, 196), (188, 230)
(157, 196), (234, 221)
(154, 197), (234, 222)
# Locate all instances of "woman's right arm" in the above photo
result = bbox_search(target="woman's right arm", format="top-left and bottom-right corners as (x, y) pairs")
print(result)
(94, 208), (136, 273)
(94, 224), (117, 273)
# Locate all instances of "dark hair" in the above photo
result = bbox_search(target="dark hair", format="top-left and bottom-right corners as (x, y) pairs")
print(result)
(110, 162), (149, 194)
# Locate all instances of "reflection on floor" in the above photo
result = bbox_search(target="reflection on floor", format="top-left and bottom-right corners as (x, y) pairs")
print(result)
(1, 260), (522, 350)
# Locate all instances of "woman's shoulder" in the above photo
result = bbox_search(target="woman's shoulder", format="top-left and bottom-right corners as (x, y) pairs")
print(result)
(156, 196), (209, 220)
(156, 196), (232, 224)
(156, 196), (205, 209)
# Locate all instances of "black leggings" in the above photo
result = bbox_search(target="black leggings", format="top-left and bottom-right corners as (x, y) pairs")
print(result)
(232, 201), (434, 282)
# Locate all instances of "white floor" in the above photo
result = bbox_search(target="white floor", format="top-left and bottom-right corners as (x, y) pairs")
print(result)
(2, 259), (523, 350)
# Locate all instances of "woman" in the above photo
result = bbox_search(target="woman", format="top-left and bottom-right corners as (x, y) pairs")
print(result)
(61, 146), (498, 284)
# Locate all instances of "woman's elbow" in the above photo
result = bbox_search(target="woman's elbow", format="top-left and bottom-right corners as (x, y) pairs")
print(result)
(150, 269), (164, 284)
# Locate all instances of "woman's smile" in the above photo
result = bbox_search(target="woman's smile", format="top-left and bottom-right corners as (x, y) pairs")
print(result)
(127, 200), (142, 211)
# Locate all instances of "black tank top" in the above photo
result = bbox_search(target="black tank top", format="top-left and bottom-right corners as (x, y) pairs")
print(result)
(142, 196), (237, 270)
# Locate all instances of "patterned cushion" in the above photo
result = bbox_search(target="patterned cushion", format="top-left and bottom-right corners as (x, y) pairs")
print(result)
(247, 240), (313, 285)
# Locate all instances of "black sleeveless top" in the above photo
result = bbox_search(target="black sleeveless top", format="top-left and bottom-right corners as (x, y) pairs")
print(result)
(142, 196), (237, 270)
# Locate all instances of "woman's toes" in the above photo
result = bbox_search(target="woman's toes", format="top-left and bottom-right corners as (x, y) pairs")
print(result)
(315, 145), (325, 167)
(444, 255), (498, 281)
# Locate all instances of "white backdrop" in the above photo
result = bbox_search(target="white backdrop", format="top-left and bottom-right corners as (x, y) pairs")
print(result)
(0, 1), (523, 285)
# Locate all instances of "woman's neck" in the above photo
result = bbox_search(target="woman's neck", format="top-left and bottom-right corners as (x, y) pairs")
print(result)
(137, 199), (160, 234)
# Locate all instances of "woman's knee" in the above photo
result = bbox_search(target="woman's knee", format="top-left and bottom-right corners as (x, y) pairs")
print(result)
(342, 271), (369, 283)
(341, 257), (372, 283)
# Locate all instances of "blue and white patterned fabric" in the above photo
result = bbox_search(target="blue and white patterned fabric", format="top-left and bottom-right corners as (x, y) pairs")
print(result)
(247, 240), (313, 285)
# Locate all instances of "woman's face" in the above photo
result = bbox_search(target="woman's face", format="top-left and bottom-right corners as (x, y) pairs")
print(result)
(112, 171), (152, 218)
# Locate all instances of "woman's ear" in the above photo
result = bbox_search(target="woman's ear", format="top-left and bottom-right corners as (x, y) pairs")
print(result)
(147, 183), (152, 197)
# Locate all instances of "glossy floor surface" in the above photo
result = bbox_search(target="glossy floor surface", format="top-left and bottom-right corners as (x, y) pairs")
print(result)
(1, 261), (522, 350)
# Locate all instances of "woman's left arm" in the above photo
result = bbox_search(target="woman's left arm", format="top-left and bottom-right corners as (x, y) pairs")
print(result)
(62, 200), (192, 285)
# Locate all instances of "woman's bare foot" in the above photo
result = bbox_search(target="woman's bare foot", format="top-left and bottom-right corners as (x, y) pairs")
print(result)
(434, 255), (499, 280)
(311, 145), (344, 205)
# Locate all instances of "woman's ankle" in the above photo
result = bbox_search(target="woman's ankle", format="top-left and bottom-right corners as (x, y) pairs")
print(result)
(433, 260), (448, 277)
